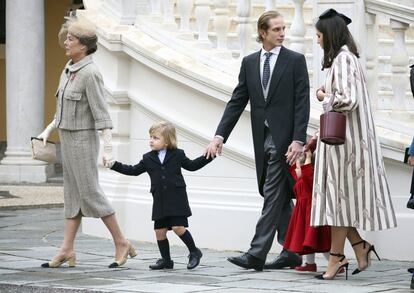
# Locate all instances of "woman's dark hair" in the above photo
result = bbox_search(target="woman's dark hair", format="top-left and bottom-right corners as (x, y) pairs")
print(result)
(315, 14), (359, 70)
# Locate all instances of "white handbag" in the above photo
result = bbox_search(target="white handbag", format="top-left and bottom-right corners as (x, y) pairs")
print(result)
(31, 137), (57, 163)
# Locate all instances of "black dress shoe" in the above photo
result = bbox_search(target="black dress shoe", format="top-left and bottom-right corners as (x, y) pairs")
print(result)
(407, 194), (414, 209)
(227, 253), (264, 271)
(149, 258), (174, 270)
(264, 251), (302, 269)
(409, 268), (414, 289)
(411, 273), (414, 290)
(187, 248), (203, 270)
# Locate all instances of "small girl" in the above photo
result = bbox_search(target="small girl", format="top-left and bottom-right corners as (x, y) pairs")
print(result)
(104, 121), (212, 270)
(283, 150), (331, 272)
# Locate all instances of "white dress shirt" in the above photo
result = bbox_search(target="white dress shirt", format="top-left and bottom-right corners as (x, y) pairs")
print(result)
(158, 149), (167, 164)
(260, 46), (281, 99)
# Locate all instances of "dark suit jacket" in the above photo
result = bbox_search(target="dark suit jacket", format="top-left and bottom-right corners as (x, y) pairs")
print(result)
(111, 148), (212, 220)
(215, 46), (310, 195)
(410, 64), (414, 98)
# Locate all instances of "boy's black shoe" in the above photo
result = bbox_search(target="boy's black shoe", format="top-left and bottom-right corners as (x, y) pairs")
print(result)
(149, 258), (174, 270)
(187, 248), (202, 269)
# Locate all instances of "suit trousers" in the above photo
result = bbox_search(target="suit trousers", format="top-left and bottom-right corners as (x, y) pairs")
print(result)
(247, 128), (294, 260)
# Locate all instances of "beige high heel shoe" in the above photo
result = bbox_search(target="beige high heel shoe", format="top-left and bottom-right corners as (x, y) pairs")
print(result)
(41, 253), (76, 268)
(108, 241), (137, 268)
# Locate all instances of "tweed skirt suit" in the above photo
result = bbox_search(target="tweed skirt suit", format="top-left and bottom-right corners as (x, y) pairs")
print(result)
(310, 46), (397, 231)
(55, 55), (114, 218)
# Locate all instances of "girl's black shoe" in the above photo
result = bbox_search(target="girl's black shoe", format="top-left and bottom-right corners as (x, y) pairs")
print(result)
(149, 258), (174, 270)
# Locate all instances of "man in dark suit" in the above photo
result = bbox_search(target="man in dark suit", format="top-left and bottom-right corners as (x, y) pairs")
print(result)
(205, 11), (309, 271)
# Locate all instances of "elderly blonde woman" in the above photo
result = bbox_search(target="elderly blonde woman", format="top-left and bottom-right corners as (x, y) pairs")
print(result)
(38, 18), (136, 268)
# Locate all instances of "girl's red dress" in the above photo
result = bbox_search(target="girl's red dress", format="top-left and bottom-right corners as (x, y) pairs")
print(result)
(283, 163), (331, 255)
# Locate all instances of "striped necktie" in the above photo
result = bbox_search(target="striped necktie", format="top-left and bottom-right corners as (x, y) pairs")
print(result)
(262, 52), (272, 90)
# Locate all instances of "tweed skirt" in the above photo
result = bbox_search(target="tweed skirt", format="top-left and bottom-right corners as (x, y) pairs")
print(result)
(59, 129), (115, 218)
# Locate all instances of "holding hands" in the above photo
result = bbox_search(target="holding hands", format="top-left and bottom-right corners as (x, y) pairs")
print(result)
(204, 136), (223, 159)
(102, 128), (115, 168)
(285, 141), (303, 166)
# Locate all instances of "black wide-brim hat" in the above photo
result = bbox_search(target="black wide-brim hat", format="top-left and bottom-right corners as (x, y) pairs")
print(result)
(319, 8), (352, 25)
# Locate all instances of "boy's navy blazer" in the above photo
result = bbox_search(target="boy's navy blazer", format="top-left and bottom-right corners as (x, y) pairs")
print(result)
(111, 148), (212, 220)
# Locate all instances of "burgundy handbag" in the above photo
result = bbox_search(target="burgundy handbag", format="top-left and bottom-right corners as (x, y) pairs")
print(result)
(319, 111), (346, 145)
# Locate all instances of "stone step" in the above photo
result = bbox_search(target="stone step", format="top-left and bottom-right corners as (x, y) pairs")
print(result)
(47, 175), (63, 184)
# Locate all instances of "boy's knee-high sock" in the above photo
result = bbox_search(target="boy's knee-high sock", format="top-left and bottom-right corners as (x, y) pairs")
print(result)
(179, 230), (197, 252)
(157, 239), (171, 261)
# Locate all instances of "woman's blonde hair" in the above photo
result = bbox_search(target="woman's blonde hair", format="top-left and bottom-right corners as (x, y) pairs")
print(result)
(149, 121), (177, 150)
(58, 17), (98, 55)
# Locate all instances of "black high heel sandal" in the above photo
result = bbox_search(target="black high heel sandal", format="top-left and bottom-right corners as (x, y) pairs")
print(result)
(315, 253), (349, 280)
(351, 240), (380, 275)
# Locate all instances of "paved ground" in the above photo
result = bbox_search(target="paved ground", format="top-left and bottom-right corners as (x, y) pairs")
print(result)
(0, 185), (63, 210)
(0, 193), (413, 292)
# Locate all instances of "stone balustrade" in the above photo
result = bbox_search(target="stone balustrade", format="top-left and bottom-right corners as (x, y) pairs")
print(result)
(365, 0), (414, 115)
(98, 0), (414, 115)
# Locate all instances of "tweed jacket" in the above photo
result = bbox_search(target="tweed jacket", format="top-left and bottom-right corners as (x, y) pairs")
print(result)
(111, 149), (212, 220)
(55, 55), (113, 130)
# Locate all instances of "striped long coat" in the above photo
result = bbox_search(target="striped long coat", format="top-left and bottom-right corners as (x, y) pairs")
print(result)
(310, 46), (397, 231)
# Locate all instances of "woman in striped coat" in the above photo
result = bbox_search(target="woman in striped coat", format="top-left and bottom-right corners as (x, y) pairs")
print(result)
(308, 9), (397, 280)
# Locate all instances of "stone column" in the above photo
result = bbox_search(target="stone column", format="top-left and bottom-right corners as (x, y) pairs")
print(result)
(236, 0), (253, 58)
(102, 0), (138, 25)
(365, 12), (378, 111)
(390, 19), (409, 111)
(289, 0), (306, 54)
(0, 0), (52, 183)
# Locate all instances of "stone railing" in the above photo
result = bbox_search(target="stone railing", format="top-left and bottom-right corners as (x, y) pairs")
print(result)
(93, 0), (313, 76)
(365, 0), (414, 115)
(94, 0), (414, 114)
